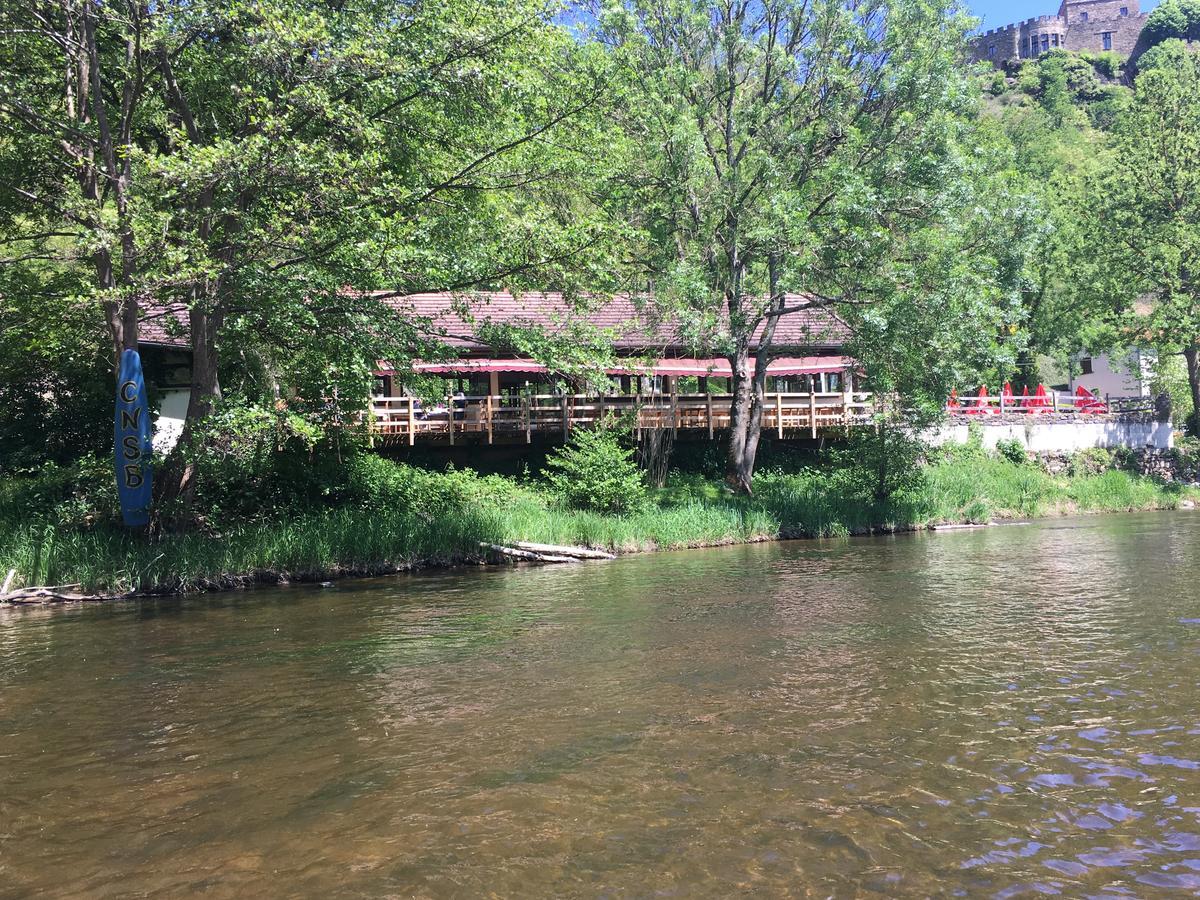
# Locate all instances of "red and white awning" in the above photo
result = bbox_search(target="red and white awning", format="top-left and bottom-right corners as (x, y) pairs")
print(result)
(395, 355), (852, 377)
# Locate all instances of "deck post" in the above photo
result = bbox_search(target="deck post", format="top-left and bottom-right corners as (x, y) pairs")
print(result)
(561, 394), (569, 440)
(843, 390), (852, 426)
(809, 392), (817, 438)
(486, 394), (493, 445)
(671, 391), (678, 435)
(706, 393), (714, 439)
(448, 397), (454, 446)
(407, 396), (415, 447)
(635, 392), (641, 440)
(1000, 391), (1006, 415)
(597, 395), (606, 426)
(523, 396), (531, 443)
(1052, 391), (1059, 414)
(776, 393), (784, 439)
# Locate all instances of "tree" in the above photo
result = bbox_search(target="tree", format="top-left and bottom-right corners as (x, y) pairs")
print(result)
(597, 0), (1022, 493)
(1142, 0), (1200, 49)
(1094, 42), (1200, 435)
(1, 0), (615, 508)
(600, 0), (1022, 494)
(984, 53), (1125, 388)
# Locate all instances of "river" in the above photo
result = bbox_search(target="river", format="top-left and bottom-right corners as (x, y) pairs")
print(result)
(3, 512), (1200, 896)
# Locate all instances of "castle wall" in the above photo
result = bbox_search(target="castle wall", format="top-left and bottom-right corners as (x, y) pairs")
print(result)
(969, 0), (1147, 66)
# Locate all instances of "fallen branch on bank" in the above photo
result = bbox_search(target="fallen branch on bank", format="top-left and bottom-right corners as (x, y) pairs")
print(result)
(481, 542), (615, 564)
(511, 541), (616, 560)
(2, 584), (120, 604)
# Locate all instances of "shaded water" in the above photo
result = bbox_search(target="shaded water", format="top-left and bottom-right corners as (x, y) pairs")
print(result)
(3, 513), (1200, 897)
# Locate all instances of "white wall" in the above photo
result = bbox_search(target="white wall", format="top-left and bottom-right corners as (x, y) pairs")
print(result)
(927, 421), (1173, 452)
(153, 389), (190, 453)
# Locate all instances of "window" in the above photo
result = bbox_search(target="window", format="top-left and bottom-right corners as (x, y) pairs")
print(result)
(1030, 36), (1038, 55)
(1052, 34), (1060, 47)
(1080, 11), (1088, 21)
(1120, 7), (1129, 16)
(1042, 35), (1050, 52)
(1102, 31), (1113, 50)
(1080, 357), (1094, 376)
(988, 44), (996, 58)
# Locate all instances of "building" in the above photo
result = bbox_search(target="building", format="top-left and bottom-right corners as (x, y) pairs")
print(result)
(137, 291), (860, 448)
(1069, 349), (1155, 399)
(971, 0), (1149, 66)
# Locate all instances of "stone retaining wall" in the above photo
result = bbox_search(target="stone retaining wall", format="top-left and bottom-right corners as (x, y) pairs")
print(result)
(1134, 449), (1200, 485)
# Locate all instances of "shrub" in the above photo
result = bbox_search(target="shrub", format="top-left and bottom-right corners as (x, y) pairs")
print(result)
(995, 438), (1030, 466)
(1069, 447), (1114, 478)
(542, 418), (647, 514)
(830, 424), (927, 503)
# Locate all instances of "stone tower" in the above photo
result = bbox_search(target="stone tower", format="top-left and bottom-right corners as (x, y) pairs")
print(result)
(970, 0), (1148, 66)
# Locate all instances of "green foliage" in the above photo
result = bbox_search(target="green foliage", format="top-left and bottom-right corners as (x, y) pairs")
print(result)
(1079, 51), (1123, 80)
(602, 0), (1026, 487)
(1090, 44), (1200, 435)
(2, 451), (1196, 594)
(994, 438), (1031, 466)
(937, 421), (987, 463)
(0, 0), (620, 494)
(541, 418), (647, 514)
(1143, 0), (1200, 47)
(1069, 447), (1115, 478)
(831, 426), (928, 504)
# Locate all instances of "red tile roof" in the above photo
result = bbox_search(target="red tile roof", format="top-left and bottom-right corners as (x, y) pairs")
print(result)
(139, 291), (848, 353)
(376, 291), (847, 354)
(138, 303), (189, 348)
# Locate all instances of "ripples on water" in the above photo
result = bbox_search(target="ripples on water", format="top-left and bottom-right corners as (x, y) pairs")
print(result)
(2, 512), (1200, 897)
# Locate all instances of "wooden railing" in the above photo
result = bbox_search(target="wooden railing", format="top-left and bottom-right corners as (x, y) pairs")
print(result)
(369, 392), (875, 445)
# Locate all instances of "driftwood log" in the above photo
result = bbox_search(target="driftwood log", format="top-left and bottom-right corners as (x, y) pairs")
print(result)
(511, 541), (616, 560)
(480, 542), (615, 565)
(1, 585), (118, 604)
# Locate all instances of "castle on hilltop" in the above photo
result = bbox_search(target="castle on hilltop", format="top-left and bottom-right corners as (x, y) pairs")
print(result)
(970, 0), (1149, 66)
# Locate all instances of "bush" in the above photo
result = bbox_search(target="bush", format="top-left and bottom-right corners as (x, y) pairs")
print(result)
(1069, 447), (1114, 478)
(830, 424), (927, 503)
(995, 438), (1030, 466)
(939, 421), (988, 463)
(542, 418), (647, 514)
(1079, 50), (1123, 81)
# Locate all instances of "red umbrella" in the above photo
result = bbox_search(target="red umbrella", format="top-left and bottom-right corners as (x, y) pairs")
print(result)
(1020, 385), (1030, 413)
(968, 384), (991, 415)
(947, 389), (960, 411)
(1032, 384), (1049, 412)
(1075, 385), (1107, 414)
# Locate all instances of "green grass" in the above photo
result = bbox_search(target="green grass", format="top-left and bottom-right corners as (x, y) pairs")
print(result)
(0, 455), (1195, 596)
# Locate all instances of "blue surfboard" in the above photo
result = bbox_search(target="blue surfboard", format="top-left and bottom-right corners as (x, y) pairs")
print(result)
(114, 349), (153, 527)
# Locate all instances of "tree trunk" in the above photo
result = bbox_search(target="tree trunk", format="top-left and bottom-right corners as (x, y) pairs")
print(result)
(1186, 346), (1200, 438)
(154, 306), (222, 516)
(723, 257), (784, 495)
(725, 344), (755, 493)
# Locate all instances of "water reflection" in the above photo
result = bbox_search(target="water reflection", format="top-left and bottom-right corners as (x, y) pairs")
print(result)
(1, 512), (1199, 896)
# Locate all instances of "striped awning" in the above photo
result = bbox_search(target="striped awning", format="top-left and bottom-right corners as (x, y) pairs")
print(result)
(401, 356), (852, 377)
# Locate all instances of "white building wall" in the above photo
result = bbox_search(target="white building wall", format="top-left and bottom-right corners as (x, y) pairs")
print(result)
(1069, 350), (1153, 399)
(153, 389), (190, 453)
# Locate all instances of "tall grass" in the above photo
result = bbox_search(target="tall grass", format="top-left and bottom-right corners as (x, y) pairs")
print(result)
(0, 455), (1194, 596)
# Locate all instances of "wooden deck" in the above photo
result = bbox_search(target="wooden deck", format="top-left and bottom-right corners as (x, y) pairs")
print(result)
(370, 392), (875, 445)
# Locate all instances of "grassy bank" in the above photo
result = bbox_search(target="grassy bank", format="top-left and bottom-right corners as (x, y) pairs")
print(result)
(1, 452), (1196, 597)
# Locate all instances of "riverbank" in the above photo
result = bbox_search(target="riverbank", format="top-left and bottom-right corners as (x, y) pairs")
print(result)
(2, 451), (1198, 600)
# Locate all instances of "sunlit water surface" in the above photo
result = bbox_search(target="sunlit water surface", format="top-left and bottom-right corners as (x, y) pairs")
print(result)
(3, 513), (1200, 897)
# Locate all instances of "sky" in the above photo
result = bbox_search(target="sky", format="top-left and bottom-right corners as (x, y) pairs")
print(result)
(966, 0), (1159, 31)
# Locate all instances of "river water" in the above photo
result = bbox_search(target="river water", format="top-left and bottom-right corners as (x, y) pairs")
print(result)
(3, 513), (1200, 897)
